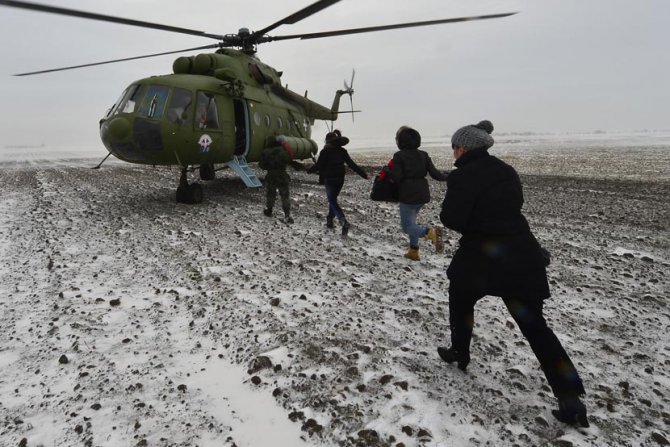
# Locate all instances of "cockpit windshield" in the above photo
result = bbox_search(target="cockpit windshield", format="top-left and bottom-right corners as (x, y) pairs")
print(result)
(112, 84), (145, 116)
(137, 85), (169, 118)
(111, 84), (169, 119)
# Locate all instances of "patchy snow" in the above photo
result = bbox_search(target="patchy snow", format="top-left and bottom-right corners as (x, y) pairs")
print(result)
(1, 137), (669, 446)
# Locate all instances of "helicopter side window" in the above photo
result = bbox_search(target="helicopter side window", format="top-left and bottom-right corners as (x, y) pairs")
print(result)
(137, 85), (169, 119)
(264, 114), (271, 128)
(195, 92), (219, 129)
(276, 117), (283, 129)
(167, 88), (193, 126)
(115, 84), (146, 115)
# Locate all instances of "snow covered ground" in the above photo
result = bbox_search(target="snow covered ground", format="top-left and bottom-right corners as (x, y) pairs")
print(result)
(1, 134), (669, 446)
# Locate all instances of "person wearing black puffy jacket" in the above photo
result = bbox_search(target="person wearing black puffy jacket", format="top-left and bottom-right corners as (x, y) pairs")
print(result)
(437, 120), (588, 428)
(390, 126), (448, 260)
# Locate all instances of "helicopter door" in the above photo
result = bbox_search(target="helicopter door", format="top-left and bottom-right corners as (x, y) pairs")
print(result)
(233, 99), (249, 156)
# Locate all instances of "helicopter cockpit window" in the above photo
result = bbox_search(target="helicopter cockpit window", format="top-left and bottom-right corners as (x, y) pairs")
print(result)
(137, 85), (169, 119)
(167, 88), (192, 126)
(114, 84), (146, 116)
(105, 87), (129, 118)
(195, 92), (219, 129)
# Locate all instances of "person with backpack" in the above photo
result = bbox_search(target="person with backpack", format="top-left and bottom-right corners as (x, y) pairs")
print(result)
(259, 143), (301, 224)
(390, 125), (448, 260)
(437, 119), (588, 427)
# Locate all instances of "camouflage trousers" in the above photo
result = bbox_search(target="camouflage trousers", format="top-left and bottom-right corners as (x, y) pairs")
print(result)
(265, 174), (290, 213)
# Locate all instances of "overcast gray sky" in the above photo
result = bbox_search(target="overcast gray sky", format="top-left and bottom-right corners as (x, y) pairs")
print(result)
(0, 0), (668, 149)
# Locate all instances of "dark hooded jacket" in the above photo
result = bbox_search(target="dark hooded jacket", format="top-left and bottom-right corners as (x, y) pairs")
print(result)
(390, 144), (447, 205)
(308, 143), (367, 179)
(440, 148), (549, 300)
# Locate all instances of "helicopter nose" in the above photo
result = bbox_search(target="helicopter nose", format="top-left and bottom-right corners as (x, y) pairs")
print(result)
(107, 116), (131, 140)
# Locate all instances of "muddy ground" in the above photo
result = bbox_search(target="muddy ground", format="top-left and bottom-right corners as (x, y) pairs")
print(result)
(0, 151), (668, 447)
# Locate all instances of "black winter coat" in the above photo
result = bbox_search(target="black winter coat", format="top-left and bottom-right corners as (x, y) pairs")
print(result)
(307, 144), (367, 179)
(440, 149), (550, 300)
(390, 148), (446, 204)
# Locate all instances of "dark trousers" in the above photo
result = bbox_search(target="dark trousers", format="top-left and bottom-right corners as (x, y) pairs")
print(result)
(324, 176), (345, 220)
(265, 177), (290, 213)
(448, 286), (585, 398)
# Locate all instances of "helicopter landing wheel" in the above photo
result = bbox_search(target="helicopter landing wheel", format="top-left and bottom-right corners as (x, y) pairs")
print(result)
(199, 164), (215, 181)
(176, 183), (203, 204)
(176, 167), (203, 204)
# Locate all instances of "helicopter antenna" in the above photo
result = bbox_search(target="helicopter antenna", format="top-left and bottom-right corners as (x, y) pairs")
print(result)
(343, 69), (356, 122)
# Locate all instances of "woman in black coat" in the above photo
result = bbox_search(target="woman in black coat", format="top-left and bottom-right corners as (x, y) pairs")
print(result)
(390, 126), (447, 260)
(308, 130), (368, 236)
(438, 120), (588, 427)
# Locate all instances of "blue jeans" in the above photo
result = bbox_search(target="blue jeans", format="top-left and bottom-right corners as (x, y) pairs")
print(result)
(324, 177), (345, 220)
(399, 202), (428, 247)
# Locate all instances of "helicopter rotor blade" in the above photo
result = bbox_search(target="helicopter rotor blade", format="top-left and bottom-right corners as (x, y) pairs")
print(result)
(13, 44), (221, 76)
(267, 12), (517, 42)
(252, 0), (341, 39)
(0, 0), (225, 40)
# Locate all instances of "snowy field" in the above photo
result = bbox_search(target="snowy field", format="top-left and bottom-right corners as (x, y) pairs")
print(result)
(1, 132), (669, 446)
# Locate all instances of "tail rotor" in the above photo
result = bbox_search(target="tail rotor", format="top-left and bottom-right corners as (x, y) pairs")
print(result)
(343, 69), (356, 122)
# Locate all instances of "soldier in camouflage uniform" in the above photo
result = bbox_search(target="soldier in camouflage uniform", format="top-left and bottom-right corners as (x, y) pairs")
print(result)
(259, 145), (294, 223)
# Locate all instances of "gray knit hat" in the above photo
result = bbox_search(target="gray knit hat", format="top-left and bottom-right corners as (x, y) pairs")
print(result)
(451, 120), (495, 150)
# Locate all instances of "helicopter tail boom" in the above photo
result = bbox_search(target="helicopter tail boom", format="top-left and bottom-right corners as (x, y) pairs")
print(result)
(271, 84), (338, 121)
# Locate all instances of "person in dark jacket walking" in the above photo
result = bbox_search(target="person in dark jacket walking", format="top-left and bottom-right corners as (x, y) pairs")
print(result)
(437, 120), (588, 427)
(259, 144), (298, 223)
(390, 126), (447, 260)
(308, 130), (368, 236)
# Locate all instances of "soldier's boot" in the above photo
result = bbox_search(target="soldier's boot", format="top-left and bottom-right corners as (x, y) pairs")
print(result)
(263, 207), (273, 217)
(283, 207), (294, 224)
(404, 247), (420, 261)
(425, 226), (444, 253)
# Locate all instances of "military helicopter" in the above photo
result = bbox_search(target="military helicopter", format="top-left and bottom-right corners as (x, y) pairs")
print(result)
(1, 0), (516, 204)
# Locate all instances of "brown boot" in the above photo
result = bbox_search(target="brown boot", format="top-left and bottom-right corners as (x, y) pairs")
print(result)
(404, 247), (420, 261)
(425, 226), (444, 253)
